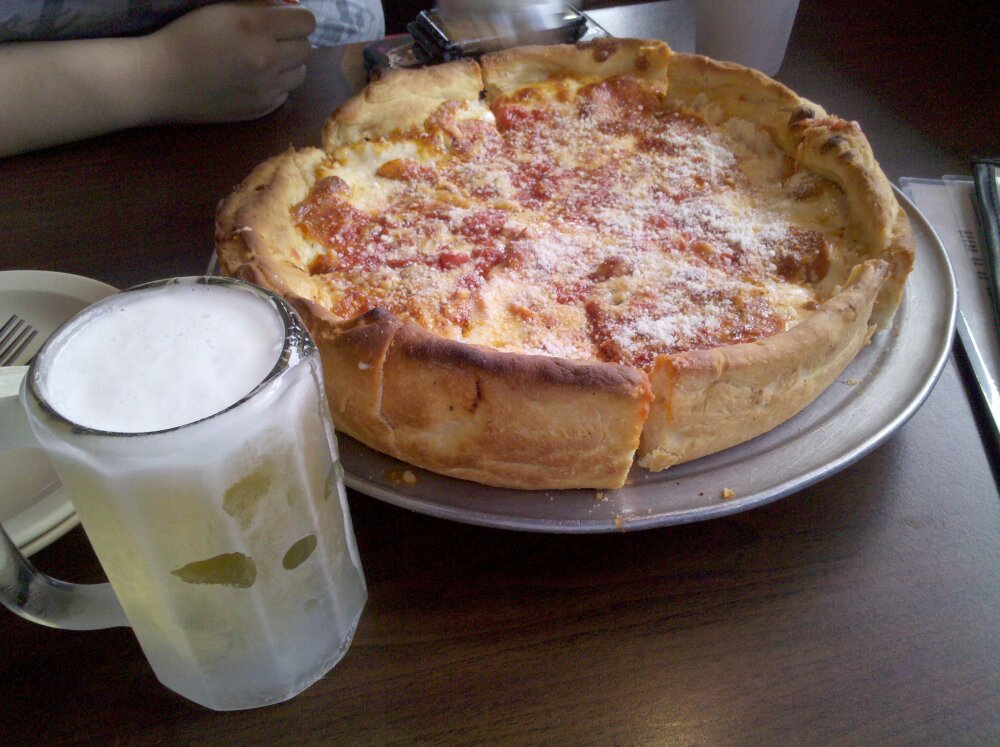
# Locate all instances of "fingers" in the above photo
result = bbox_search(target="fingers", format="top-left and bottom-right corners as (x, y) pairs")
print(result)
(274, 38), (312, 72)
(238, 90), (290, 122)
(146, 2), (314, 125)
(247, 63), (306, 118)
(274, 64), (308, 93)
(265, 5), (317, 40)
(248, 66), (302, 119)
(269, 91), (290, 114)
(232, 4), (315, 41)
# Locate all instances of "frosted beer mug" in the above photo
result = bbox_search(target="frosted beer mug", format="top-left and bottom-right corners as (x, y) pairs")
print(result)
(0, 276), (366, 710)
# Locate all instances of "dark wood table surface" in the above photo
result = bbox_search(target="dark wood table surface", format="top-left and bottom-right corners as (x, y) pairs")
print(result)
(2, 1), (999, 743)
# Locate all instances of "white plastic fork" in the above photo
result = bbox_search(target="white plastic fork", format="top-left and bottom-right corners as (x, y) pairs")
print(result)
(0, 314), (38, 366)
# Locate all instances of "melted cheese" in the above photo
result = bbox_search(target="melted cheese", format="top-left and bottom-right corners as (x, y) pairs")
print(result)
(294, 75), (858, 369)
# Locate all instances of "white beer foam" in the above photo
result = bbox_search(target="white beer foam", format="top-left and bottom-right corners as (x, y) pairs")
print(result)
(41, 283), (284, 433)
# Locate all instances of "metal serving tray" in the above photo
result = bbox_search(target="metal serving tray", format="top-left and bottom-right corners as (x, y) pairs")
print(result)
(340, 191), (957, 532)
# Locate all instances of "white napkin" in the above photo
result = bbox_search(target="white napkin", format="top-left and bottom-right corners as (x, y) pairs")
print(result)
(902, 176), (1000, 433)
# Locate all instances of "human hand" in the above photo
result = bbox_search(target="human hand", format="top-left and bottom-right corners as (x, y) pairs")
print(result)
(144, 1), (316, 123)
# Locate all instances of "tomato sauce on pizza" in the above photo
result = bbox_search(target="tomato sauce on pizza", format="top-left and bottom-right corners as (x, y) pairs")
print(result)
(294, 67), (845, 369)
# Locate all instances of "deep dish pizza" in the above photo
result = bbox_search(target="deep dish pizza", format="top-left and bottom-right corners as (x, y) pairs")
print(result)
(216, 38), (913, 490)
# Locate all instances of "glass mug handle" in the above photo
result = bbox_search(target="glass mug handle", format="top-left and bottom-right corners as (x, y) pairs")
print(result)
(0, 377), (128, 630)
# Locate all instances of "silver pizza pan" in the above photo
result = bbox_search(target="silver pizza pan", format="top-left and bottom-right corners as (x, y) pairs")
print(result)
(340, 192), (957, 532)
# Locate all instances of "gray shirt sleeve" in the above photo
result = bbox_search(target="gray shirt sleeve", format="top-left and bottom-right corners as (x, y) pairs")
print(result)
(0, 1), (216, 41)
(301, 0), (384, 46)
(0, 0), (385, 45)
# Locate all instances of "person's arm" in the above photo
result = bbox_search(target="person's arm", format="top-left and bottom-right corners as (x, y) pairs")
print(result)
(0, 2), (315, 158)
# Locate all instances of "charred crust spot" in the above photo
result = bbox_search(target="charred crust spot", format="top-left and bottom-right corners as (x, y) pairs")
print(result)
(326, 307), (399, 339)
(820, 134), (846, 153)
(392, 321), (648, 395)
(635, 54), (650, 72)
(357, 307), (394, 325)
(789, 106), (815, 125)
(585, 39), (620, 63)
(470, 379), (483, 411)
(838, 149), (857, 165)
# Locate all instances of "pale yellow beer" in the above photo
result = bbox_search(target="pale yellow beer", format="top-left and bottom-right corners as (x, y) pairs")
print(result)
(22, 277), (366, 710)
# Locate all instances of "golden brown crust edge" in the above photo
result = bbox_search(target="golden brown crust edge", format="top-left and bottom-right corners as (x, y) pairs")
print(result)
(215, 146), (331, 306)
(480, 37), (673, 96)
(285, 297), (653, 490)
(666, 52), (914, 329)
(322, 59), (484, 151)
(378, 319), (651, 489)
(637, 260), (889, 471)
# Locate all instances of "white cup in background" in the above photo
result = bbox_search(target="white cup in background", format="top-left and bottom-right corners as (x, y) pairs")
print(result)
(695, 0), (800, 76)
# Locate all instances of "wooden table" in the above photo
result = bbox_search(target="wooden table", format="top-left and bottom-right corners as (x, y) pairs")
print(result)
(2, 1), (999, 742)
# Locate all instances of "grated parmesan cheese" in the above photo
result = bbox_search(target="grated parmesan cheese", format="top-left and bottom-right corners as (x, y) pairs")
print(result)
(299, 75), (855, 367)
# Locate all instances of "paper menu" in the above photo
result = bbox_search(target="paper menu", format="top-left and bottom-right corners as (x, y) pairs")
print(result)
(901, 176), (1000, 437)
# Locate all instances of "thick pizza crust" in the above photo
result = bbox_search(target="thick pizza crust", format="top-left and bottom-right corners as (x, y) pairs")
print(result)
(218, 165), (652, 490)
(637, 259), (887, 471)
(216, 38), (914, 490)
(322, 59), (484, 150)
(216, 146), (331, 305)
(663, 52), (912, 329)
(480, 37), (672, 97)
(354, 312), (650, 489)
